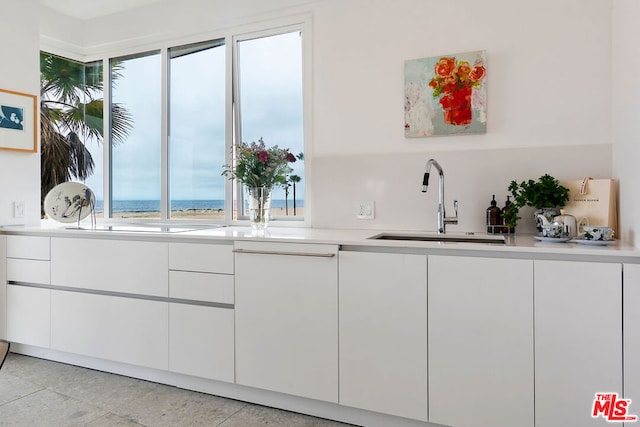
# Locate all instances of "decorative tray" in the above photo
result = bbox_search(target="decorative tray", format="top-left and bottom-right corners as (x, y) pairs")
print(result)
(44, 182), (95, 223)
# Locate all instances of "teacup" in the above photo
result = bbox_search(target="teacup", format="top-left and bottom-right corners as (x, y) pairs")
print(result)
(583, 225), (615, 241)
(541, 223), (566, 238)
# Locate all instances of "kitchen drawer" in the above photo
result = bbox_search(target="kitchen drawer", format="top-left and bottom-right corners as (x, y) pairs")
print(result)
(51, 290), (168, 370)
(51, 238), (168, 297)
(169, 242), (233, 274)
(7, 235), (50, 260)
(7, 284), (51, 348)
(169, 271), (234, 304)
(7, 258), (50, 284)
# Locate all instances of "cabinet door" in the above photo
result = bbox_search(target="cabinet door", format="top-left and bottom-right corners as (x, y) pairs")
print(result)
(7, 259), (50, 284)
(51, 238), (168, 296)
(6, 284), (51, 348)
(428, 255), (534, 427)
(169, 242), (233, 274)
(339, 251), (427, 421)
(51, 290), (169, 370)
(535, 260), (621, 427)
(7, 235), (50, 260)
(625, 264), (640, 406)
(169, 303), (234, 382)
(234, 241), (339, 403)
(169, 271), (234, 304)
(0, 235), (5, 339)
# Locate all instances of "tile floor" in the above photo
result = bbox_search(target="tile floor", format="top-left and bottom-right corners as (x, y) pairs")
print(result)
(0, 353), (352, 427)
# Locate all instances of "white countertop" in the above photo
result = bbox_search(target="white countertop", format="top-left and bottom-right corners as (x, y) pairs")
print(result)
(2, 222), (639, 261)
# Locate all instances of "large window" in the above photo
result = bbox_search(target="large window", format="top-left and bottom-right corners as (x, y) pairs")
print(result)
(110, 51), (162, 219)
(40, 53), (105, 218)
(169, 40), (226, 220)
(83, 60), (105, 216)
(41, 22), (306, 223)
(235, 31), (304, 219)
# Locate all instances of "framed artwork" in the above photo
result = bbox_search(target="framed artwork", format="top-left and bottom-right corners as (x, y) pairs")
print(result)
(0, 88), (37, 152)
(405, 50), (487, 137)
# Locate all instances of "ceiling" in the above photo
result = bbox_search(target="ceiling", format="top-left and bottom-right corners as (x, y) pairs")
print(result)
(39, 0), (164, 20)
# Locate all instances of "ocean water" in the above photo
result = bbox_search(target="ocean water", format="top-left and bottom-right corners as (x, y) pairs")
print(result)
(94, 200), (304, 213)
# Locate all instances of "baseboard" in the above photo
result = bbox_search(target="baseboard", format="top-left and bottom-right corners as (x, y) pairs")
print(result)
(10, 343), (442, 427)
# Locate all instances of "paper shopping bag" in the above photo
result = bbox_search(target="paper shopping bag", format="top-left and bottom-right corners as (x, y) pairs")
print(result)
(562, 177), (618, 232)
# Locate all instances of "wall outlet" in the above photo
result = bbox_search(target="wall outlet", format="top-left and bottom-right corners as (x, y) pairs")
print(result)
(356, 201), (375, 219)
(14, 201), (25, 218)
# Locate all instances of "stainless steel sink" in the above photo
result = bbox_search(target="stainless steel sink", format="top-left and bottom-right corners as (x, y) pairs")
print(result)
(368, 232), (506, 244)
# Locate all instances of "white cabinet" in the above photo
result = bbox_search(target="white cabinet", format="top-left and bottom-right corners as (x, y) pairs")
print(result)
(625, 264), (640, 405)
(6, 285), (51, 348)
(168, 242), (235, 383)
(338, 251), (427, 421)
(0, 235), (5, 338)
(428, 255), (534, 427)
(6, 235), (50, 260)
(5, 235), (51, 347)
(169, 303), (234, 382)
(51, 238), (168, 296)
(535, 260), (621, 427)
(51, 290), (169, 370)
(234, 241), (339, 402)
(7, 258), (50, 284)
(48, 237), (169, 369)
(6, 235), (51, 285)
(169, 242), (233, 274)
(169, 270), (233, 304)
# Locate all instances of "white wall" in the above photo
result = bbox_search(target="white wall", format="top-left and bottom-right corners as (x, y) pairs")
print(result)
(0, 0), (41, 226)
(69, 0), (613, 153)
(612, 0), (640, 247)
(312, 0), (611, 156)
(311, 145), (611, 234)
(80, 0), (318, 58)
(39, 6), (86, 61)
(308, 0), (614, 232)
(36, 0), (628, 236)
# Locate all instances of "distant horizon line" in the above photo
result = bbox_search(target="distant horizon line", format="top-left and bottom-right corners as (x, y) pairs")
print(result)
(94, 198), (304, 201)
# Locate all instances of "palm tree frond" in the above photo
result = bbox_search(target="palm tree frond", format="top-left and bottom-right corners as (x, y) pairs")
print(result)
(41, 53), (85, 105)
(40, 51), (133, 217)
(67, 132), (95, 180)
(111, 103), (134, 145)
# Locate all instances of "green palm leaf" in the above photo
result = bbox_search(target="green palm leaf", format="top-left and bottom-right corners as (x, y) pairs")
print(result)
(40, 52), (133, 217)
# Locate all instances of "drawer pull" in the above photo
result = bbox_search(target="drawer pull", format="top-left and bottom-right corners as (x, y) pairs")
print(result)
(232, 249), (335, 258)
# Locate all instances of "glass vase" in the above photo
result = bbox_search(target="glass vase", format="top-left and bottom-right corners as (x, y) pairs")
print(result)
(247, 186), (273, 234)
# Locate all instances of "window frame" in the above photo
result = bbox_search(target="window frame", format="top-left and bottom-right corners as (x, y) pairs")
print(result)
(41, 15), (312, 227)
(107, 49), (163, 219)
(167, 38), (227, 221)
(231, 24), (308, 223)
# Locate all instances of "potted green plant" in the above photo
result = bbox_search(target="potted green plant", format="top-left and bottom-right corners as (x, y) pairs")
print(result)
(508, 174), (570, 231)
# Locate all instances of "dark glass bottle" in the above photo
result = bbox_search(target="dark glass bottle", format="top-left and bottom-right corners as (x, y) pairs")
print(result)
(486, 194), (502, 234)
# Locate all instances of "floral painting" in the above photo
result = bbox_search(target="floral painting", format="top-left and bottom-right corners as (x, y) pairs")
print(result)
(404, 50), (487, 137)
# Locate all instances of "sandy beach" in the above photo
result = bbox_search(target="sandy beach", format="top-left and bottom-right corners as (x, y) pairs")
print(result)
(109, 207), (304, 220)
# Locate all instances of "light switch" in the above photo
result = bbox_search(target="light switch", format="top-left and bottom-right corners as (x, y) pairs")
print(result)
(14, 201), (25, 218)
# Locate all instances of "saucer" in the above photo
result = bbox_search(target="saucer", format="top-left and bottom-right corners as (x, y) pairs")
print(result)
(571, 238), (616, 246)
(534, 235), (572, 243)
